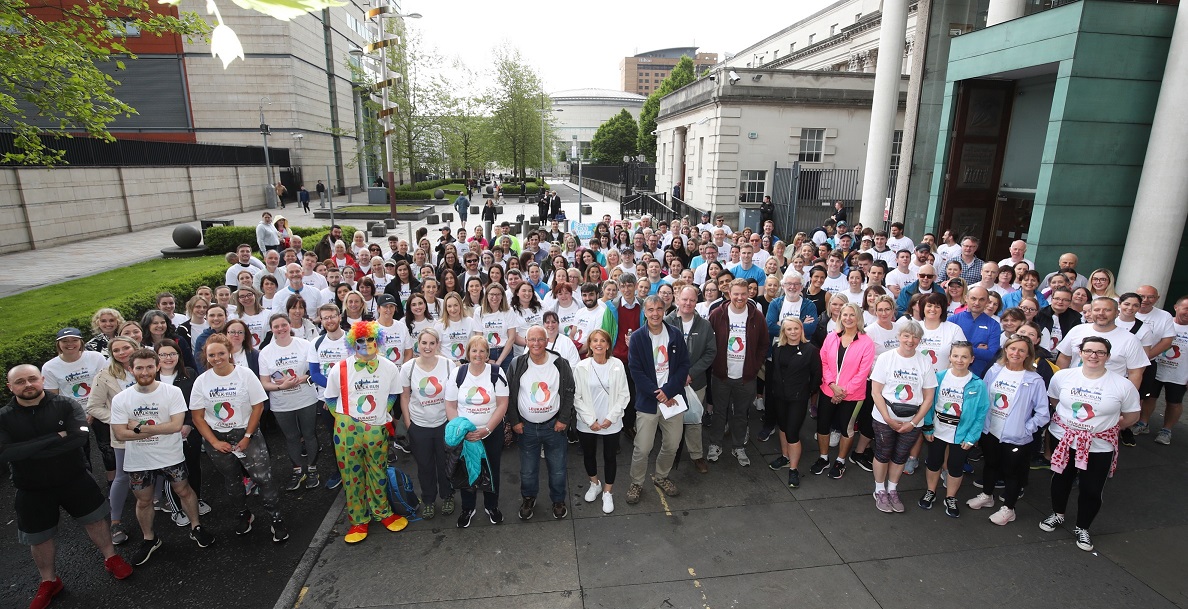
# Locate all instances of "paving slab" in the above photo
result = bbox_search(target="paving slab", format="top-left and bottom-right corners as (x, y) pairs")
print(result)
(1096, 524), (1188, 608)
(581, 564), (881, 609)
(299, 508), (579, 608)
(799, 490), (1052, 563)
(850, 541), (1180, 609)
(572, 503), (842, 588)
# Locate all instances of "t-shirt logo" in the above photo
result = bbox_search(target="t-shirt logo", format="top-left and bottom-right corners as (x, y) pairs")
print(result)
(419, 376), (443, 398)
(357, 395), (377, 414)
(71, 382), (91, 398)
(654, 345), (669, 365)
(994, 394), (1009, 410)
(894, 384), (914, 401)
(466, 386), (491, 405)
(449, 343), (465, 359)
(728, 337), (745, 353)
(1071, 401), (1096, 421)
(214, 402), (236, 421)
(487, 332), (503, 347)
(530, 382), (551, 405)
(921, 348), (938, 365)
(940, 401), (961, 416)
(1164, 346), (1182, 360)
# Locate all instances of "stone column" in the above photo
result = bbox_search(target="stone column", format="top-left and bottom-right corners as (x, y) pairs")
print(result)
(1116, 4), (1188, 300)
(986, 0), (1027, 27)
(858, 0), (909, 229)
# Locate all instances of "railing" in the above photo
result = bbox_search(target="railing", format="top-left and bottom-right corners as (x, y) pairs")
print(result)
(620, 192), (705, 224)
(0, 133), (290, 167)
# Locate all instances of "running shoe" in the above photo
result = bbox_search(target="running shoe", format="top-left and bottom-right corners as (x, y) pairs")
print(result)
(1131, 421), (1150, 435)
(271, 516), (290, 543)
(829, 431), (841, 448)
(849, 451), (874, 472)
(966, 493), (994, 510)
(706, 445), (723, 462)
(874, 490), (893, 513)
(171, 510), (190, 528)
(989, 506), (1015, 525)
(422, 503), (436, 520)
(585, 481), (604, 502)
(189, 525), (216, 548)
(1120, 427), (1136, 447)
(29, 578), (64, 609)
(886, 490), (905, 513)
(1155, 429), (1172, 445)
(944, 497), (961, 519)
(326, 473), (342, 490)
(235, 509), (254, 535)
(1030, 455), (1051, 470)
(810, 457), (830, 475)
(552, 502), (568, 520)
(304, 469), (321, 489)
(442, 496), (456, 515)
(919, 490), (936, 510)
(131, 536), (162, 566)
(758, 424), (777, 442)
(110, 523), (129, 546)
(486, 507), (504, 524)
(198, 500), (212, 516)
(104, 555), (132, 580)
(285, 469), (306, 492)
(457, 508), (476, 528)
(602, 492), (615, 514)
(768, 456), (790, 470)
(827, 460), (846, 479)
(392, 436), (411, 453)
(518, 496), (536, 520)
(732, 448), (751, 467)
(903, 456), (919, 475)
(787, 469), (801, 489)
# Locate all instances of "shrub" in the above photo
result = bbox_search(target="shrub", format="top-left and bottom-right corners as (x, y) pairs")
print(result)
(204, 225), (336, 254)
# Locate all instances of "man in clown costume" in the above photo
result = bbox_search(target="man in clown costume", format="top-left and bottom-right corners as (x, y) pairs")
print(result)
(323, 320), (408, 543)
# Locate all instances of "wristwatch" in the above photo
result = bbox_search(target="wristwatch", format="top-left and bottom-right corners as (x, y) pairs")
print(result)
(243, 432), (253, 439)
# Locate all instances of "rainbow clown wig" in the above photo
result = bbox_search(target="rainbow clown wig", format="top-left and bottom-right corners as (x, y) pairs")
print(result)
(346, 320), (382, 353)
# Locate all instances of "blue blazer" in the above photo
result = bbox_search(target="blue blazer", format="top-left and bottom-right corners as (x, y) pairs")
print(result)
(627, 323), (690, 415)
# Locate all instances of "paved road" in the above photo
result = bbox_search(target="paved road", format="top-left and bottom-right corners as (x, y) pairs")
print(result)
(295, 415), (1188, 609)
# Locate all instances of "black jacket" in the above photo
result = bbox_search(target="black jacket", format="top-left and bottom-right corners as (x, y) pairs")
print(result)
(765, 342), (821, 404)
(0, 393), (90, 489)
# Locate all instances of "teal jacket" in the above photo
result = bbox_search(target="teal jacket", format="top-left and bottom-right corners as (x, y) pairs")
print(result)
(923, 370), (990, 446)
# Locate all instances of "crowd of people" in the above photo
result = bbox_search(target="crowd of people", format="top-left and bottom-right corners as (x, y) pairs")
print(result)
(3, 200), (1186, 609)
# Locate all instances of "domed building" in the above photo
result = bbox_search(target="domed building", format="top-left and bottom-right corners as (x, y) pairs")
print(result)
(550, 88), (646, 164)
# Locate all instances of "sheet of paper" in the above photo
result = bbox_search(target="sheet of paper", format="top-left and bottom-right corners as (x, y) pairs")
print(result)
(659, 395), (688, 420)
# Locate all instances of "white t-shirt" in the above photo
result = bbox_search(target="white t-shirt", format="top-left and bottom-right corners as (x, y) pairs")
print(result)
(446, 363), (509, 427)
(408, 319), (435, 358)
(1056, 324), (1150, 377)
(273, 285), (322, 317)
(324, 356), (401, 426)
(997, 257), (1034, 271)
(518, 353), (562, 423)
(436, 317), (478, 362)
(864, 322), (901, 356)
(475, 310), (517, 351)
(888, 236), (916, 254)
(513, 306), (545, 356)
(237, 311), (271, 348)
(302, 271), (328, 291)
(919, 321), (968, 373)
(571, 303), (609, 349)
(552, 300), (583, 341)
(1048, 368), (1140, 452)
(821, 273), (848, 295)
(400, 357), (454, 428)
(885, 268), (914, 291)
(1116, 318), (1158, 350)
(727, 309), (748, 379)
(548, 334), (581, 362)
(258, 337), (317, 412)
(871, 349), (938, 425)
(986, 368), (1025, 439)
(42, 351), (109, 410)
(777, 298), (803, 328)
(111, 383), (187, 471)
(1155, 321), (1188, 385)
(190, 365), (268, 432)
(377, 320), (412, 366)
(225, 262), (261, 287)
(308, 332), (349, 398)
(651, 329), (671, 389)
(933, 371), (972, 444)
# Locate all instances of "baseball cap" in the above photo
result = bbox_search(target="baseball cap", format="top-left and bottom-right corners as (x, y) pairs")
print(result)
(56, 327), (83, 341)
(915, 244), (931, 253)
(837, 220), (848, 227)
(376, 294), (398, 308)
(861, 236), (873, 243)
(440, 226), (451, 232)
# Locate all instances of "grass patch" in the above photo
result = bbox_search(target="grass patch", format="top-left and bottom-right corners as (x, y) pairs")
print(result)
(0, 256), (227, 343)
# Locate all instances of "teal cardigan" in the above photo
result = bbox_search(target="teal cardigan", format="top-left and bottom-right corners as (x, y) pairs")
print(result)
(923, 370), (990, 446)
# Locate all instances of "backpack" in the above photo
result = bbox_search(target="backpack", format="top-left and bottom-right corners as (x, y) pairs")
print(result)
(384, 466), (422, 521)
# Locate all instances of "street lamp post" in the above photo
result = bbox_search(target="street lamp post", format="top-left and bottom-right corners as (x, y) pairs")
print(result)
(540, 98), (562, 181)
(259, 96), (274, 208)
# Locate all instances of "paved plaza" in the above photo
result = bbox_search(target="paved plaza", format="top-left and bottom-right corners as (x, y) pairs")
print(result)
(293, 414), (1188, 609)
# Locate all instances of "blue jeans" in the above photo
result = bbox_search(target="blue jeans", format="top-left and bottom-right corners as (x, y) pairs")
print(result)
(519, 420), (568, 503)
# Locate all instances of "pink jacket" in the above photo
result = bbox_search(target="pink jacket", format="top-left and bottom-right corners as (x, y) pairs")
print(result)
(819, 332), (876, 401)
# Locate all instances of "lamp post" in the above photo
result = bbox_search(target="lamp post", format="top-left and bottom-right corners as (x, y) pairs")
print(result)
(540, 98), (562, 181)
(362, 7), (421, 219)
(259, 96), (274, 208)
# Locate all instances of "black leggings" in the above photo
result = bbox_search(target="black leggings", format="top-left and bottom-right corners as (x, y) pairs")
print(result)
(925, 437), (969, 479)
(578, 431), (620, 485)
(979, 434), (1030, 509)
(773, 398), (809, 443)
(91, 420), (116, 472)
(1050, 449), (1112, 529)
(816, 395), (860, 437)
(856, 382), (876, 439)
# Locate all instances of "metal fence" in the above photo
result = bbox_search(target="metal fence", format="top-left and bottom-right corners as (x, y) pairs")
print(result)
(771, 164), (861, 239)
(570, 162), (656, 193)
(0, 133), (290, 167)
(620, 192), (706, 224)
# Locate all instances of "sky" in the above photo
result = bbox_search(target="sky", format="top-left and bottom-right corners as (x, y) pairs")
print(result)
(401, 0), (837, 93)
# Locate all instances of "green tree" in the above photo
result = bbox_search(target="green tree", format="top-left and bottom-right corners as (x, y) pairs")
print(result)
(0, 0), (207, 165)
(488, 45), (545, 179)
(439, 64), (493, 179)
(637, 55), (697, 162)
(590, 109), (639, 164)
(384, 22), (450, 183)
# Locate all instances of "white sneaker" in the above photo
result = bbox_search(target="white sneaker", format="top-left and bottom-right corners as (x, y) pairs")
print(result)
(829, 431), (841, 448)
(754, 397), (765, 411)
(989, 506), (1016, 526)
(584, 480), (603, 503)
(602, 492), (614, 514)
(732, 448), (751, 467)
(198, 500), (212, 516)
(707, 444), (723, 462)
(966, 493), (995, 510)
(171, 510), (191, 528)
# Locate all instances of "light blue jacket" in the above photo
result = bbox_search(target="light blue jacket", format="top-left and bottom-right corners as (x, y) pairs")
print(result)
(764, 294), (819, 339)
(923, 370), (990, 446)
(981, 364), (1051, 446)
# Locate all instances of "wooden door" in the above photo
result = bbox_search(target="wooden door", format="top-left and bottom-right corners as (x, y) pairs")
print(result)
(940, 79), (1015, 249)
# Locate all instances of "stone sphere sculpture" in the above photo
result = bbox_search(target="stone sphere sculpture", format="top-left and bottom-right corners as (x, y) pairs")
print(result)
(173, 223), (202, 249)
(434, 188), (445, 199)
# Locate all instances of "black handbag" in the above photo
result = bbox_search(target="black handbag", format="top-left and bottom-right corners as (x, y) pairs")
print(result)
(445, 445), (495, 493)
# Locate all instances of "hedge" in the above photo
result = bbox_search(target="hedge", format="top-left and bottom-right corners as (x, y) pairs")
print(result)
(205, 225), (340, 254)
(394, 178), (456, 192)
(0, 262), (227, 402)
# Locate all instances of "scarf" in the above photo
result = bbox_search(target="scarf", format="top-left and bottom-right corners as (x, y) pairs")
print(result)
(444, 417), (488, 485)
(1050, 413), (1120, 478)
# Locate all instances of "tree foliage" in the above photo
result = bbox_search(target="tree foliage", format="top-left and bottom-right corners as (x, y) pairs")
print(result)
(0, 0), (208, 165)
(439, 63), (492, 178)
(488, 45), (547, 179)
(383, 22), (451, 183)
(637, 55), (697, 162)
(590, 109), (639, 164)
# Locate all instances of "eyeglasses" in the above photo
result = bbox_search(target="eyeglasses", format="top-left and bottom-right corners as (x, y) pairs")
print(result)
(226, 330), (245, 336)
(158, 352), (179, 358)
(918, 274), (935, 279)
(1080, 349), (1108, 357)
(1019, 306), (1037, 312)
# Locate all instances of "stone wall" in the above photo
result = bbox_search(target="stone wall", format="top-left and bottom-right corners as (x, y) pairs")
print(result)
(0, 165), (268, 254)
